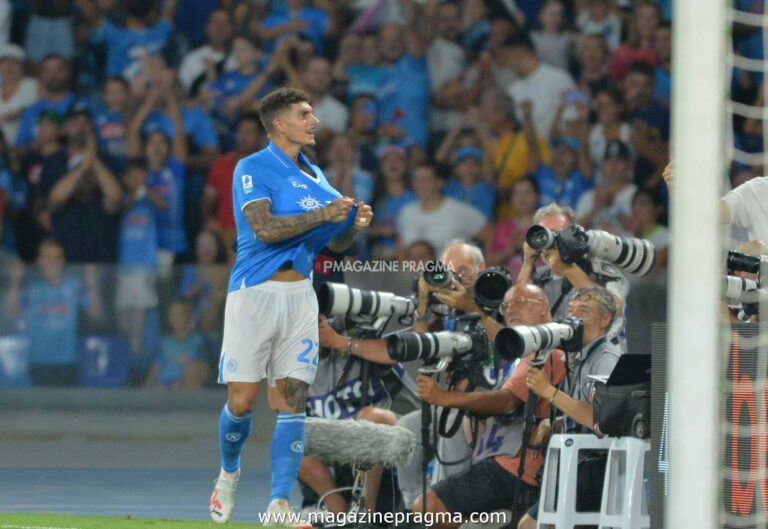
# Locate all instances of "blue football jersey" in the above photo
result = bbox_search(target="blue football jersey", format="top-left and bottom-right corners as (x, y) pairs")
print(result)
(229, 142), (355, 292)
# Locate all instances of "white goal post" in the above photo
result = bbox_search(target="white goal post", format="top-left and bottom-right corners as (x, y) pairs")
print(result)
(668, 0), (727, 528)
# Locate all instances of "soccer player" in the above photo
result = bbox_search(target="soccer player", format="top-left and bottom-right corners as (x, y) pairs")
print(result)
(209, 87), (373, 525)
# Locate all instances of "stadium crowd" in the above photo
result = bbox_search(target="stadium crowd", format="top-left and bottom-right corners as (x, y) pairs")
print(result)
(0, 0), (699, 388)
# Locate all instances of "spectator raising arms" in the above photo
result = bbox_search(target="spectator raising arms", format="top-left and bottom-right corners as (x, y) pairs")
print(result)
(77, 0), (179, 79)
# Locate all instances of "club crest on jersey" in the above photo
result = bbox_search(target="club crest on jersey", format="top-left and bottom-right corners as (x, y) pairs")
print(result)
(242, 174), (253, 193)
(297, 195), (322, 210)
(291, 180), (308, 190)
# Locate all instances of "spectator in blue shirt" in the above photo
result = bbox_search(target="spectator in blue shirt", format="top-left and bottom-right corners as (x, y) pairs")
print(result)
(257, 0), (333, 56)
(128, 77), (188, 277)
(369, 145), (416, 260)
(77, 0), (180, 79)
(344, 32), (389, 101)
(203, 34), (275, 141)
(376, 19), (431, 147)
(532, 137), (592, 211)
(116, 157), (164, 359)
(15, 55), (82, 149)
(443, 146), (496, 220)
(145, 299), (209, 389)
(94, 76), (132, 171)
(4, 239), (102, 386)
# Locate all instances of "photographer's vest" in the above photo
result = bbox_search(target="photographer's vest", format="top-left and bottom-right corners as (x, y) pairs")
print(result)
(307, 351), (416, 419)
(562, 337), (622, 433)
(472, 360), (526, 461)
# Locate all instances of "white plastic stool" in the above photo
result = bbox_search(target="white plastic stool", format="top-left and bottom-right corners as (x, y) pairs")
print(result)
(599, 437), (650, 529)
(537, 434), (613, 529)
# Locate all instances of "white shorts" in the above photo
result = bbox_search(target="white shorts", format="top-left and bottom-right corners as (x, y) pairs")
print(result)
(116, 269), (159, 310)
(218, 279), (319, 385)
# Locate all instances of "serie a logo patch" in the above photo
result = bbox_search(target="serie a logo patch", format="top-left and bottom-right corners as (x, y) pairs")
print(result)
(242, 174), (253, 193)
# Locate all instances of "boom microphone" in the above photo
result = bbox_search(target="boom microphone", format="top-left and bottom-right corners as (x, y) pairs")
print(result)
(304, 417), (416, 468)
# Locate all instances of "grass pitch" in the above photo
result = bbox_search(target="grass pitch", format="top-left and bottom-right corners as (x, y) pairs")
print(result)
(0, 514), (268, 529)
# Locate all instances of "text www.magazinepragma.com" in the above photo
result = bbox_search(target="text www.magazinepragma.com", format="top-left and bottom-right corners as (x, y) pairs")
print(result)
(259, 510), (509, 527)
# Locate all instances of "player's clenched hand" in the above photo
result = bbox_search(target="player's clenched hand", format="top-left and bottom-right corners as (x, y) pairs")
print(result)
(353, 202), (373, 230)
(324, 197), (355, 222)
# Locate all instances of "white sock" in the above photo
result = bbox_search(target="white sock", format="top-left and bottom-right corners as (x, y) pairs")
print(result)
(219, 468), (240, 481)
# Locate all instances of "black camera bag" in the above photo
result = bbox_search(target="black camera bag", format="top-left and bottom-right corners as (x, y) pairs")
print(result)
(592, 381), (651, 438)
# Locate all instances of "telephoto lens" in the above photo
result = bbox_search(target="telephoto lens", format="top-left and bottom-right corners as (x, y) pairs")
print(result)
(387, 331), (473, 363)
(318, 283), (415, 319)
(586, 230), (656, 276)
(423, 262), (455, 288)
(726, 250), (762, 276)
(495, 318), (583, 360)
(525, 225), (558, 251)
(474, 266), (513, 310)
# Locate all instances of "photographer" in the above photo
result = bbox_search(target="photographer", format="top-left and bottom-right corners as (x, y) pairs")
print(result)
(517, 204), (628, 349)
(517, 204), (628, 319)
(298, 315), (402, 514)
(398, 241), (492, 508)
(724, 239), (767, 323)
(413, 242), (485, 332)
(519, 286), (621, 529)
(411, 284), (566, 529)
(414, 241), (504, 339)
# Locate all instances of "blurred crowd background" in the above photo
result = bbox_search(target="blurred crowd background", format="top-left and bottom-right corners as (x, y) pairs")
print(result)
(0, 0), (751, 389)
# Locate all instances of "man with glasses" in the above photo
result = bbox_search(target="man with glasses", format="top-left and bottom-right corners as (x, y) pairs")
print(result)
(410, 283), (566, 529)
(518, 285), (621, 529)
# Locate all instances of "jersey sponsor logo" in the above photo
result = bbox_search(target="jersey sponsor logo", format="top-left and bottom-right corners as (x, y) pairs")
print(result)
(297, 195), (322, 211)
(291, 180), (308, 190)
(242, 174), (253, 193)
(290, 440), (303, 453)
(225, 432), (242, 442)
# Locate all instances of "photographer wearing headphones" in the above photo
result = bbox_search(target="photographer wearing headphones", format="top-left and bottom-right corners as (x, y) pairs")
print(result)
(411, 284), (566, 529)
(519, 285), (621, 529)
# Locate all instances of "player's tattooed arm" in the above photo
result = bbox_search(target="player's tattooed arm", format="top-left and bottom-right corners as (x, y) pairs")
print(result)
(326, 226), (358, 253)
(327, 202), (373, 252)
(244, 199), (327, 243)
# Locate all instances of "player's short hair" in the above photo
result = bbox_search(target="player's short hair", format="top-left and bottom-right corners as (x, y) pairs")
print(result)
(259, 87), (311, 133)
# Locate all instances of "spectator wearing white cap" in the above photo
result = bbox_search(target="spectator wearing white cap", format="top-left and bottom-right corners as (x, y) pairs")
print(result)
(0, 44), (38, 146)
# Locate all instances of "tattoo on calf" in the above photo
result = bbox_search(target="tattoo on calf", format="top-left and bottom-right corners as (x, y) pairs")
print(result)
(283, 378), (309, 411)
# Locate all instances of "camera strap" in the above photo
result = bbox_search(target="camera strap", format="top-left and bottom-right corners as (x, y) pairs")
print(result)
(549, 279), (573, 317)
